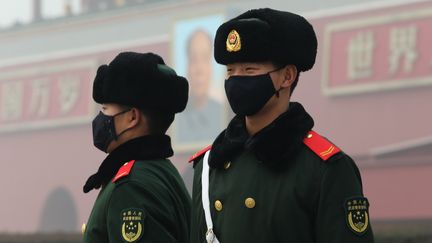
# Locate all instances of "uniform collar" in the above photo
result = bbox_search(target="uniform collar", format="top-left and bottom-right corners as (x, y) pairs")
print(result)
(83, 134), (173, 193)
(209, 102), (314, 169)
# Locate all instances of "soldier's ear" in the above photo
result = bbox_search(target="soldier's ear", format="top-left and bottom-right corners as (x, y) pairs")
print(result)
(281, 65), (297, 88)
(128, 108), (140, 127)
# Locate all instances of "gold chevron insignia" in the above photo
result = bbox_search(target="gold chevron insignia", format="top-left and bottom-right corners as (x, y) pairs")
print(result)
(320, 145), (335, 156)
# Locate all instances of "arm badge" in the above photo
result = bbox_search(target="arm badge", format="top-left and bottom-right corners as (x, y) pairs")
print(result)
(121, 208), (145, 242)
(344, 197), (370, 236)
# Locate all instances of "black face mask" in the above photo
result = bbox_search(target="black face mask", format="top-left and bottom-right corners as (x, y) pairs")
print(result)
(224, 68), (283, 116)
(92, 109), (131, 153)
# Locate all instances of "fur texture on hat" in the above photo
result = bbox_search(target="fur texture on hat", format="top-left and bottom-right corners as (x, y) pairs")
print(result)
(214, 8), (317, 72)
(93, 52), (189, 113)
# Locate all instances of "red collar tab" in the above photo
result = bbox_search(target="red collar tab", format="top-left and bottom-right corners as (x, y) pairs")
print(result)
(303, 131), (341, 161)
(112, 160), (136, 182)
(188, 145), (212, 163)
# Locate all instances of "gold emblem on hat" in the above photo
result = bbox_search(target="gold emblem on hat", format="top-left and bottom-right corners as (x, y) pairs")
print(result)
(226, 30), (241, 52)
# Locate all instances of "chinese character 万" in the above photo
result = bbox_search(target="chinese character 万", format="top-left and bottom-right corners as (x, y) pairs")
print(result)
(58, 76), (80, 114)
(29, 78), (50, 118)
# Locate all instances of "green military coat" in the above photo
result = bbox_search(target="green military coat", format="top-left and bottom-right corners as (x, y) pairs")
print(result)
(190, 102), (374, 243)
(83, 136), (191, 243)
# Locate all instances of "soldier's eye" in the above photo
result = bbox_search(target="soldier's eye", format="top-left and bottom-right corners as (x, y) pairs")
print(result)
(245, 67), (258, 73)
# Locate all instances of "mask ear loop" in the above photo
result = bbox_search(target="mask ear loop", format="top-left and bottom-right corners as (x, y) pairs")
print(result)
(112, 108), (133, 140)
(115, 126), (133, 139)
(275, 87), (284, 98)
(269, 65), (286, 98)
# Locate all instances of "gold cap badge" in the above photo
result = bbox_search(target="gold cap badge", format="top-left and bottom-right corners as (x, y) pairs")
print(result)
(226, 30), (241, 52)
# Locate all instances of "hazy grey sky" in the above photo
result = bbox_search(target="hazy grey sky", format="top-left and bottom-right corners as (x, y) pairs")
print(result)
(0, 0), (81, 28)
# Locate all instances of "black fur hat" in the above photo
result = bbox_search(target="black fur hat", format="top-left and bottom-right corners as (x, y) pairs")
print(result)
(93, 52), (189, 113)
(214, 8), (317, 72)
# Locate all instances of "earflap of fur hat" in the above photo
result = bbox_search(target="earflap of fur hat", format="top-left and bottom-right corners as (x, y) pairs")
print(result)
(92, 64), (109, 104)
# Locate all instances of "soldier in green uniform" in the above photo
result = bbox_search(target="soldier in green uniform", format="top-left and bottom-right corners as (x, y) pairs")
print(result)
(82, 52), (191, 243)
(189, 8), (375, 243)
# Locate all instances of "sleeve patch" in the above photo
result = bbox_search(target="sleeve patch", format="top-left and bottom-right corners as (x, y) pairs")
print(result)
(344, 197), (370, 236)
(303, 131), (341, 161)
(188, 145), (212, 163)
(121, 208), (145, 242)
(113, 160), (136, 183)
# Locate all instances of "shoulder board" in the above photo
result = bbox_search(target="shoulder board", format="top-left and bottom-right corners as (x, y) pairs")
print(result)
(112, 160), (136, 182)
(303, 131), (341, 161)
(188, 145), (212, 163)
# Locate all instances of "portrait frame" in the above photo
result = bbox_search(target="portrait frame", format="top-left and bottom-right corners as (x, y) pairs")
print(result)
(170, 13), (230, 152)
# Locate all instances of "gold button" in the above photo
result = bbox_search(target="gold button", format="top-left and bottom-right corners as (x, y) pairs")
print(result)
(224, 161), (231, 170)
(245, 198), (256, 209)
(214, 200), (223, 211)
(81, 223), (86, 234)
(307, 133), (313, 138)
